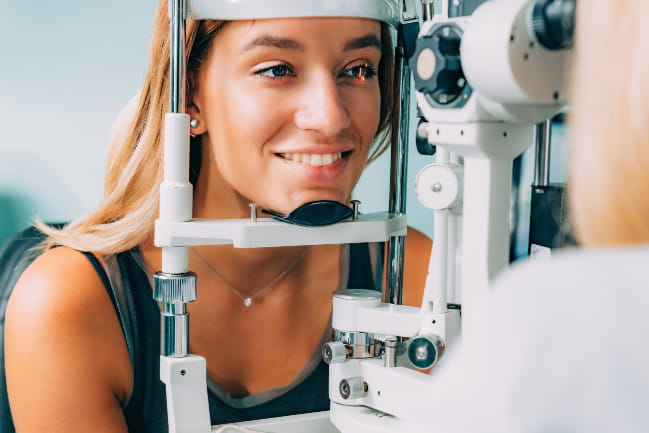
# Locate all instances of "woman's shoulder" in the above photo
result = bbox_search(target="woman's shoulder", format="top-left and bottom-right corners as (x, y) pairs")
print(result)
(8, 246), (108, 314)
(5, 246), (132, 430)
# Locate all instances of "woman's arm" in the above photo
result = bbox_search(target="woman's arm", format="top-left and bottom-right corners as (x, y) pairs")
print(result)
(403, 227), (432, 307)
(5, 247), (132, 433)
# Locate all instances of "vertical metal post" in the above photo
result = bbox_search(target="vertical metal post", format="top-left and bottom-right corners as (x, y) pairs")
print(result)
(385, 15), (413, 305)
(156, 0), (193, 358)
(169, 0), (186, 114)
(422, 0), (435, 21)
(534, 119), (552, 187)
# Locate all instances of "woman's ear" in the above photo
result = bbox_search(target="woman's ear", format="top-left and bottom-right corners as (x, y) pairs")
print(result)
(187, 102), (208, 135)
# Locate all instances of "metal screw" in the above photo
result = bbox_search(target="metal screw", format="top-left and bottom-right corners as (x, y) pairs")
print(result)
(351, 200), (361, 220)
(432, 182), (442, 193)
(249, 203), (258, 222)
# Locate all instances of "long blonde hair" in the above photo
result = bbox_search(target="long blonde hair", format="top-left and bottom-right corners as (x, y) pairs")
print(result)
(569, 0), (649, 246)
(38, 2), (396, 254)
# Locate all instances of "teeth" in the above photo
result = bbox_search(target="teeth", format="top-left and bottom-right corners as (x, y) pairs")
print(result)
(280, 152), (343, 167)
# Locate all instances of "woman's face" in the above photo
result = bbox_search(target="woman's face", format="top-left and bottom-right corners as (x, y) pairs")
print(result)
(189, 17), (383, 216)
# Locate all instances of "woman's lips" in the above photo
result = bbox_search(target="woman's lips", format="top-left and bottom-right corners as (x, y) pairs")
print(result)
(276, 151), (351, 182)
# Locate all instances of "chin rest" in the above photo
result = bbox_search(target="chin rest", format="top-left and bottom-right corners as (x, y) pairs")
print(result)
(262, 200), (353, 227)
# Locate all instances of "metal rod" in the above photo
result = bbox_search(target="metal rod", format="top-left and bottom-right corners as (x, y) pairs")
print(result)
(385, 31), (412, 305)
(533, 119), (552, 186)
(169, 0), (186, 113)
(422, 0), (435, 21)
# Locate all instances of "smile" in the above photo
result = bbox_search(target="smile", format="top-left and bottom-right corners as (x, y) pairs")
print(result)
(277, 152), (350, 167)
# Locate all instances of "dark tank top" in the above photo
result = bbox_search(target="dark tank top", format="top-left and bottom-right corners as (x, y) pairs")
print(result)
(85, 243), (382, 431)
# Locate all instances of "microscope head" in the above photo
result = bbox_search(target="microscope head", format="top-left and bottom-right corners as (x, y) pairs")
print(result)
(411, 0), (574, 125)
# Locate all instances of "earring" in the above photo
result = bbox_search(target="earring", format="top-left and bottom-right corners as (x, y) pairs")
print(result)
(190, 118), (199, 128)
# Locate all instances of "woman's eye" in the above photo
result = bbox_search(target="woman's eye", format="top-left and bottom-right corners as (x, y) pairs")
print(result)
(256, 64), (294, 79)
(342, 64), (378, 80)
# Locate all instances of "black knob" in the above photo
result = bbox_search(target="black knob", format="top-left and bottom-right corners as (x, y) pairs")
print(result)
(410, 24), (467, 106)
(532, 0), (576, 50)
(416, 117), (436, 156)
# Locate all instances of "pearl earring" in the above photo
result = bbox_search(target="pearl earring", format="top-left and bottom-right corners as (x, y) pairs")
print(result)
(190, 118), (199, 128)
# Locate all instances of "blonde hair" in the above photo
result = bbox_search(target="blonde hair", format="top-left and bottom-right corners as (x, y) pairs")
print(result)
(568, 0), (649, 246)
(37, 2), (396, 254)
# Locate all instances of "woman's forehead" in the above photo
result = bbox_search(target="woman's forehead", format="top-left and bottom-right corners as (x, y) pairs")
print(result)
(224, 17), (382, 50)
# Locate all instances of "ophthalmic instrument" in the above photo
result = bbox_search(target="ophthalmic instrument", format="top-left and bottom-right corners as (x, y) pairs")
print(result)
(152, 0), (574, 432)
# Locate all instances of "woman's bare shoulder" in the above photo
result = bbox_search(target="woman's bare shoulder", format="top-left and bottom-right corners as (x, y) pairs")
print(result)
(5, 246), (131, 432)
(403, 227), (432, 307)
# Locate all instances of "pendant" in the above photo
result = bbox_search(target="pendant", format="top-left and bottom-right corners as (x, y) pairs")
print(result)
(243, 297), (252, 307)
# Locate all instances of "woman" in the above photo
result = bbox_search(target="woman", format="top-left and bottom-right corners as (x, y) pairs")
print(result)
(4, 2), (431, 432)
(426, 1), (649, 431)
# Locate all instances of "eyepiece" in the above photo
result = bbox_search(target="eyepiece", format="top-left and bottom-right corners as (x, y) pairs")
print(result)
(532, 0), (576, 50)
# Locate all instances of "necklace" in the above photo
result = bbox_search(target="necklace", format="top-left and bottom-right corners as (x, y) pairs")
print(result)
(191, 247), (309, 307)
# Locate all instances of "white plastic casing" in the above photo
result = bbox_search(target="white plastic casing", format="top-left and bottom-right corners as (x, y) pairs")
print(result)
(332, 290), (382, 332)
(187, 0), (399, 25)
(461, 0), (571, 106)
(160, 355), (211, 433)
(160, 113), (193, 223)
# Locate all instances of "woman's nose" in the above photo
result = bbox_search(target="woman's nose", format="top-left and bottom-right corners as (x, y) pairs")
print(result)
(294, 75), (351, 136)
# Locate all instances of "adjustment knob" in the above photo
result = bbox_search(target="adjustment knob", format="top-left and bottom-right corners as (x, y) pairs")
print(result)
(339, 377), (368, 400)
(407, 335), (446, 370)
(322, 341), (348, 364)
(410, 24), (469, 106)
(153, 271), (197, 304)
(532, 0), (576, 50)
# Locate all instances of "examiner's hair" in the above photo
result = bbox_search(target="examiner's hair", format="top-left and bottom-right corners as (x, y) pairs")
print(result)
(36, 1), (396, 253)
(568, 0), (649, 246)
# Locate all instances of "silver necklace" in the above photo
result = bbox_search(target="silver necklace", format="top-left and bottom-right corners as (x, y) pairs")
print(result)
(191, 247), (309, 307)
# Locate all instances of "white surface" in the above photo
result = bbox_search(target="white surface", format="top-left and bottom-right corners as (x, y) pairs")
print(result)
(155, 213), (407, 248)
(213, 411), (339, 433)
(188, 0), (399, 25)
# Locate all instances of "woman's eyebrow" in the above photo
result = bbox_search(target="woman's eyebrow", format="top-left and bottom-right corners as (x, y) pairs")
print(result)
(344, 34), (383, 52)
(243, 36), (303, 51)
(242, 34), (383, 53)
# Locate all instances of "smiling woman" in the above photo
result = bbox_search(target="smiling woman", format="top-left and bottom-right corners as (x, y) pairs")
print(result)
(3, 2), (431, 432)
(190, 19), (384, 215)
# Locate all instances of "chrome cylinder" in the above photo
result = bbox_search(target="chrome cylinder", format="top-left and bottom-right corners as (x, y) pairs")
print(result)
(383, 336), (398, 367)
(169, 0), (186, 113)
(161, 310), (189, 357)
(534, 119), (552, 187)
(332, 330), (381, 359)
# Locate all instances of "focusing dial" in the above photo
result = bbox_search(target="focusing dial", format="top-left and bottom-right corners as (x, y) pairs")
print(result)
(410, 23), (471, 108)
